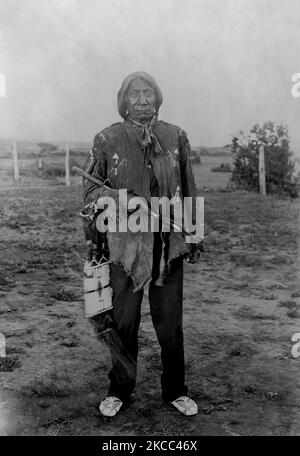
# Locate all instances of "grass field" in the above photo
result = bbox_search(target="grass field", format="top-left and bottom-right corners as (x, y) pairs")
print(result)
(0, 146), (299, 435)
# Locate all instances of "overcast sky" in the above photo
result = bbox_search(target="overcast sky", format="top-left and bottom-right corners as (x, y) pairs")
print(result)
(0, 0), (300, 152)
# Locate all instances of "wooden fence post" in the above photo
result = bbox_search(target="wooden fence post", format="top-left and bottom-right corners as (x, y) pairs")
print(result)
(65, 142), (71, 186)
(12, 140), (19, 181)
(259, 144), (266, 196)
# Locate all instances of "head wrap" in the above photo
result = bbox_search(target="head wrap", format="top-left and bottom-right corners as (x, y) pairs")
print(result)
(117, 71), (163, 119)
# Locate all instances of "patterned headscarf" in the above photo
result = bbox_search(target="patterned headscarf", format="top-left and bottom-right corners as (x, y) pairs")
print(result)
(117, 71), (163, 119)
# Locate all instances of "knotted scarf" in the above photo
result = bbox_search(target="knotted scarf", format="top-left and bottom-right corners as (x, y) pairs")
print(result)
(125, 115), (164, 155)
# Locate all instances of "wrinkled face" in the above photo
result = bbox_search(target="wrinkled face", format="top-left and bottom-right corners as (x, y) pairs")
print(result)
(126, 79), (156, 120)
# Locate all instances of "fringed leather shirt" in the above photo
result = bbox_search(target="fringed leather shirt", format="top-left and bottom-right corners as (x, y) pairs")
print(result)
(81, 117), (198, 292)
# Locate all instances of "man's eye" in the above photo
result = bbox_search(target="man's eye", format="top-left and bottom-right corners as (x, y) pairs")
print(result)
(131, 91), (138, 97)
(145, 91), (154, 97)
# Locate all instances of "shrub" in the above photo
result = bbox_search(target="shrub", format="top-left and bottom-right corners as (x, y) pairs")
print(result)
(190, 149), (201, 164)
(211, 163), (232, 173)
(27, 157), (81, 179)
(231, 122), (298, 197)
(37, 142), (57, 155)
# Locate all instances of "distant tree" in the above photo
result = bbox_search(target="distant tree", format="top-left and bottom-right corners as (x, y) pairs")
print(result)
(37, 142), (57, 169)
(198, 147), (209, 155)
(190, 149), (201, 164)
(231, 122), (298, 197)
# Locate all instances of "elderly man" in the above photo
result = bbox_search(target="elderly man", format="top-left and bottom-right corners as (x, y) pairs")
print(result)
(81, 71), (202, 417)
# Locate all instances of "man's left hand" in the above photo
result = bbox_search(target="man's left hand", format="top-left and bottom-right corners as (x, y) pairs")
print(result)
(185, 240), (204, 264)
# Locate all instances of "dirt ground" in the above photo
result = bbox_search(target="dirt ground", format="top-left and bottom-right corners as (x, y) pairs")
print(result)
(0, 158), (300, 436)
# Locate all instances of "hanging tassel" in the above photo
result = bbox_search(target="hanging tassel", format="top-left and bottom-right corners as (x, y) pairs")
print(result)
(153, 233), (167, 286)
(175, 185), (181, 202)
(112, 153), (119, 176)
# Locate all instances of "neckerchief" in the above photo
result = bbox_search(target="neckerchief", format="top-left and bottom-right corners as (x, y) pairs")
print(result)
(125, 115), (164, 155)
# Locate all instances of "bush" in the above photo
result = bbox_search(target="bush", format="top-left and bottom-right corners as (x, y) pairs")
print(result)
(38, 165), (65, 178)
(190, 149), (201, 164)
(37, 142), (57, 154)
(23, 157), (81, 180)
(231, 122), (298, 197)
(211, 163), (232, 173)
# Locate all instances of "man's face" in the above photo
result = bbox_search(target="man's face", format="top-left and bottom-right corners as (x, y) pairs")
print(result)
(126, 79), (156, 120)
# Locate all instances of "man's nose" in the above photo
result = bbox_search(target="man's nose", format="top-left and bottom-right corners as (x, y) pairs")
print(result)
(138, 92), (147, 104)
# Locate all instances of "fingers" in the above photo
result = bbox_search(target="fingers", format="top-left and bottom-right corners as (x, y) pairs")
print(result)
(186, 250), (201, 264)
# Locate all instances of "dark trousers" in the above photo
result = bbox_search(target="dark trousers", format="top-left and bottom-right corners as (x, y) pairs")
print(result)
(91, 236), (187, 402)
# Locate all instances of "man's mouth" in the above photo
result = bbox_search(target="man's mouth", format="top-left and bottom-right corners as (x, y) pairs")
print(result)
(134, 107), (152, 111)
